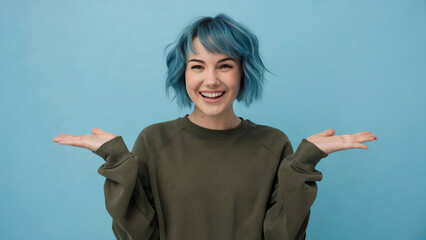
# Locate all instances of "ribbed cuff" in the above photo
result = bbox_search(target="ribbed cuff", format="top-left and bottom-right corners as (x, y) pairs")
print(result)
(293, 138), (328, 171)
(92, 136), (131, 164)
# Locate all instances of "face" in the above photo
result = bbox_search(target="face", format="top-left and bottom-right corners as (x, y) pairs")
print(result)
(185, 37), (242, 118)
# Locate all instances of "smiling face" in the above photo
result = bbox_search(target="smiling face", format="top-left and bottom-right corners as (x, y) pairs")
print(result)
(185, 37), (242, 119)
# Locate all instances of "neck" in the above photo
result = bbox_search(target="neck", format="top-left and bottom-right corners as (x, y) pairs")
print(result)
(188, 107), (241, 130)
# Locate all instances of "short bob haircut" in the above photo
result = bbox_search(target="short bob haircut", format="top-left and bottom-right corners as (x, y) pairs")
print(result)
(165, 13), (269, 108)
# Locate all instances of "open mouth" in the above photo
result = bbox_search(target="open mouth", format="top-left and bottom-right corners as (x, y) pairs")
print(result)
(200, 91), (225, 99)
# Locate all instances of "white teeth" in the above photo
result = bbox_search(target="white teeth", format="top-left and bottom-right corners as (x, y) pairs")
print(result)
(201, 92), (224, 98)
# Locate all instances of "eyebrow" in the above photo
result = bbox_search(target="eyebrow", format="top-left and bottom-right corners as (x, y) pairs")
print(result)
(187, 57), (236, 64)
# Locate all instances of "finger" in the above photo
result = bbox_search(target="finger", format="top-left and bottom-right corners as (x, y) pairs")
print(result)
(56, 134), (94, 142)
(352, 143), (368, 150)
(352, 131), (371, 137)
(55, 134), (74, 138)
(352, 132), (377, 141)
(53, 135), (77, 142)
(58, 137), (87, 148)
(317, 129), (335, 137)
(355, 134), (377, 143)
(66, 135), (82, 140)
(92, 128), (106, 135)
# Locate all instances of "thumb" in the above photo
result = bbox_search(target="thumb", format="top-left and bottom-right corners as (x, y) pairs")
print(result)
(92, 128), (106, 135)
(317, 129), (335, 137)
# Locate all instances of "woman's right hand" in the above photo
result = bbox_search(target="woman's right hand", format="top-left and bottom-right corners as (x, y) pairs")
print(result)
(52, 128), (117, 152)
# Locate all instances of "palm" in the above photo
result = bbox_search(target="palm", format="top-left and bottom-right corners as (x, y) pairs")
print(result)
(52, 128), (116, 152)
(306, 129), (377, 155)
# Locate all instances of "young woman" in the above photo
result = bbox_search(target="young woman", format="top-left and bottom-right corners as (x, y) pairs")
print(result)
(53, 14), (377, 240)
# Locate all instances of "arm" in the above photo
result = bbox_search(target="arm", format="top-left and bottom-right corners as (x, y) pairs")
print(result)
(263, 129), (377, 239)
(95, 135), (158, 240)
(263, 138), (328, 240)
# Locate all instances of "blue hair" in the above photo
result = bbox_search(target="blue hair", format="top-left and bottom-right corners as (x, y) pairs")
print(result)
(165, 13), (269, 108)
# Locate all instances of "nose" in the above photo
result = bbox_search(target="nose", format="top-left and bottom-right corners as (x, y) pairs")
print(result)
(204, 68), (220, 87)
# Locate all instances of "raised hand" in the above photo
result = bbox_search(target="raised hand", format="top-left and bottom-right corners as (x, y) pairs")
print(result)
(306, 129), (377, 155)
(52, 128), (117, 152)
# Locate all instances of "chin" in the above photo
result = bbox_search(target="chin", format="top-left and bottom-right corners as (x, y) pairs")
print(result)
(198, 107), (226, 117)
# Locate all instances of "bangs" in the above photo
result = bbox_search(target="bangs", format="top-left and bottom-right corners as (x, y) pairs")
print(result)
(186, 20), (245, 61)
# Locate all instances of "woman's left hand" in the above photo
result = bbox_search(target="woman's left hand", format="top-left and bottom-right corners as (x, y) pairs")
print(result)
(306, 129), (377, 155)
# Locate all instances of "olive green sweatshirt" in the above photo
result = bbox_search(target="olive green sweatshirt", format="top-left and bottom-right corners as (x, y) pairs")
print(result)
(94, 114), (328, 240)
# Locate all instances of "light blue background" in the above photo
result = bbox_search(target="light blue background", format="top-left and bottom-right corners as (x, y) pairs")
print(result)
(1, 0), (425, 239)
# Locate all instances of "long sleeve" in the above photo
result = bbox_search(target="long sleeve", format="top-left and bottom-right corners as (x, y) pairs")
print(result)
(94, 136), (158, 240)
(263, 138), (328, 240)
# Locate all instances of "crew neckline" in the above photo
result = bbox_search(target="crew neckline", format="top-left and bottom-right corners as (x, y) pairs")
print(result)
(178, 114), (248, 139)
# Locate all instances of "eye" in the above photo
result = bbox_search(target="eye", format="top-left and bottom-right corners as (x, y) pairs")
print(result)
(191, 65), (203, 70)
(218, 64), (233, 69)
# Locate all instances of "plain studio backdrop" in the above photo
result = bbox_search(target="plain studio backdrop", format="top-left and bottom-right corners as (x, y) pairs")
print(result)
(1, 1), (425, 239)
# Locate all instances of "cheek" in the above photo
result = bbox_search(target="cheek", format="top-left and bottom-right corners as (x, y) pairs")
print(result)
(231, 72), (242, 95)
(185, 72), (197, 96)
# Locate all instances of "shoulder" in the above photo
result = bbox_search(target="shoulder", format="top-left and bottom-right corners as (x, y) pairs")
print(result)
(135, 117), (184, 157)
(245, 120), (293, 159)
(139, 118), (183, 139)
(245, 120), (290, 144)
